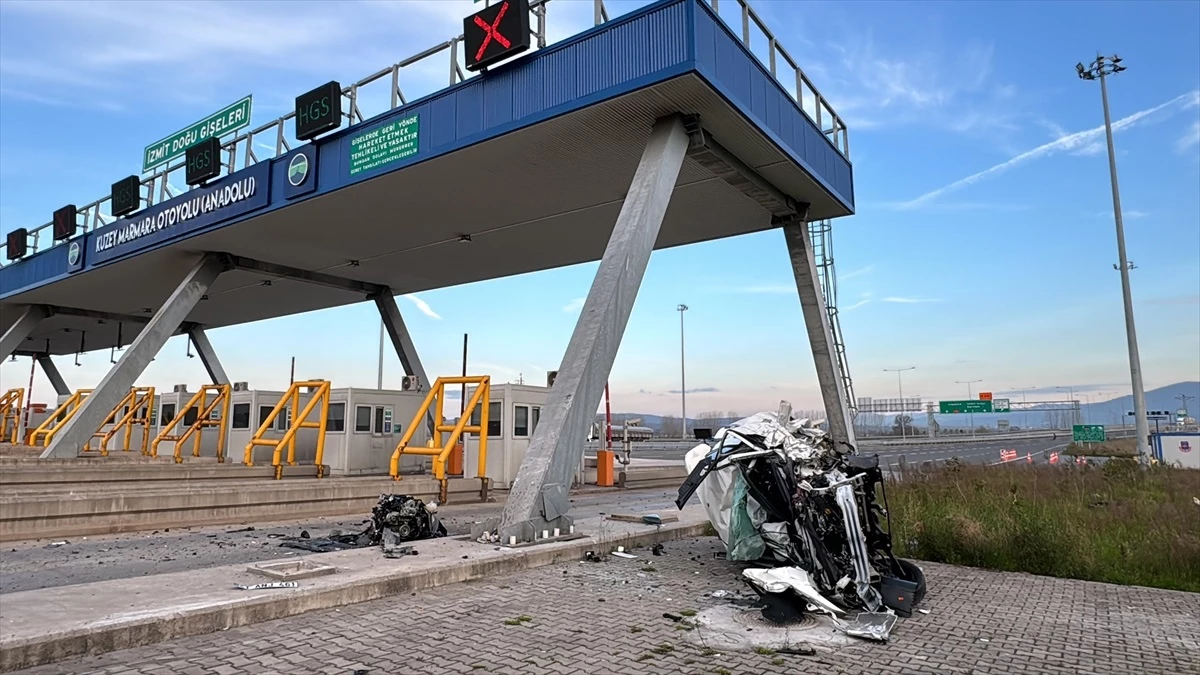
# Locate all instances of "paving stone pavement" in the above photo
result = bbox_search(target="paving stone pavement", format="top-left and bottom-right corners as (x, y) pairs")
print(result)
(13, 536), (1200, 675)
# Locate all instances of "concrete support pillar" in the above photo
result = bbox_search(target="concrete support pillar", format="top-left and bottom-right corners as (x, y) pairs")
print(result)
(37, 355), (70, 396)
(496, 115), (690, 543)
(41, 254), (227, 458)
(373, 291), (430, 388)
(781, 218), (857, 452)
(0, 305), (47, 362)
(187, 326), (229, 385)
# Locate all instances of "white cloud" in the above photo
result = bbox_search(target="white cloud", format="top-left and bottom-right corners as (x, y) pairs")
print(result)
(839, 265), (873, 281)
(402, 294), (441, 320)
(897, 90), (1200, 209)
(1178, 120), (1200, 153)
(843, 298), (872, 311)
(563, 297), (585, 313)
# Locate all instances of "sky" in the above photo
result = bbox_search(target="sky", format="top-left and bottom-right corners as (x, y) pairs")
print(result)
(1, 0), (1198, 418)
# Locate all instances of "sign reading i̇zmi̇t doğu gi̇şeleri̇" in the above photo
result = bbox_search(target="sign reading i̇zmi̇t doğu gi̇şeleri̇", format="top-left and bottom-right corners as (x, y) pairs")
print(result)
(141, 96), (254, 173)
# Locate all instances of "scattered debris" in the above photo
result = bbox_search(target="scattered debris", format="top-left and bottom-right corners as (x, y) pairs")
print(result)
(605, 513), (679, 524)
(651, 543), (665, 556)
(226, 527), (255, 534)
(278, 494), (445, 556)
(710, 590), (732, 598)
(677, 400), (928, 643)
(612, 551), (637, 559)
(777, 645), (816, 656)
(234, 581), (298, 590)
(46, 541), (68, 548)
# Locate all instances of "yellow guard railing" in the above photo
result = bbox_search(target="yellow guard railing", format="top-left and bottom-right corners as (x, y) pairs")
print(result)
(88, 386), (156, 456)
(151, 384), (231, 463)
(390, 375), (490, 503)
(29, 389), (92, 447)
(244, 380), (331, 479)
(0, 388), (24, 443)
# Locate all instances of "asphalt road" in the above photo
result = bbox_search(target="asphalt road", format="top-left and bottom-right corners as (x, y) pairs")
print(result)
(0, 487), (680, 595)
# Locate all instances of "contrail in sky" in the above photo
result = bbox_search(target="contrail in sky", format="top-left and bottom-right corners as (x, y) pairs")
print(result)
(897, 89), (1200, 209)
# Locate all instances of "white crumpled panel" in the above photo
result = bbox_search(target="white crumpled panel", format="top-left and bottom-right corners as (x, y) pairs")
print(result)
(684, 442), (735, 542)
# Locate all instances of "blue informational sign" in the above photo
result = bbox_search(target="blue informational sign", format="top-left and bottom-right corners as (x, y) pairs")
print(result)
(87, 162), (271, 266)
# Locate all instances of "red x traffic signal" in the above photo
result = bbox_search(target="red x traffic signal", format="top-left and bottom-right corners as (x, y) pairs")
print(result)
(463, 0), (531, 72)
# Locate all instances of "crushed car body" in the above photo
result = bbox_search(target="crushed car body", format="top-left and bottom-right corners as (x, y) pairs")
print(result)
(675, 401), (926, 641)
(279, 494), (446, 556)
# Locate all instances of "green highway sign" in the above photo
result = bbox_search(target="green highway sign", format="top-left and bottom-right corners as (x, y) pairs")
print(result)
(143, 96), (253, 172)
(992, 398), (1011, 413)
(349, 115), (420, 176)
(939, 400), (993, 414)
(1073, 424), (1106, 443)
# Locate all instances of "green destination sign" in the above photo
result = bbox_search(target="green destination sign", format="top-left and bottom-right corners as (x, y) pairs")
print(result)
(938, 400), (993, 414)
(142, 96), (253, 173)
(992, 398), (1011, 413)
(349, 116), (420, 176)
(1072, 424), (1106, 443)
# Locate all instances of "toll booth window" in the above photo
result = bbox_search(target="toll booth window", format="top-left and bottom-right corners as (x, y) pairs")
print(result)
(231, 403), (251, 430)
(373, 406), (385, 434)
(354, 405), (372, 433)
(531, 406), (540, 434)
(513, 405), (529, 437)
(327, 403), (346, 432)
(161, 404), (176, 426)
(258, 406), (273, 429)
(183, 406), (199, 427)
(469, 401), (503, 438)
(277, 409), (292, 432)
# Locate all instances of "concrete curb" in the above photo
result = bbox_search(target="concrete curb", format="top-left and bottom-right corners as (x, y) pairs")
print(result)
(0, 517), (711, 672)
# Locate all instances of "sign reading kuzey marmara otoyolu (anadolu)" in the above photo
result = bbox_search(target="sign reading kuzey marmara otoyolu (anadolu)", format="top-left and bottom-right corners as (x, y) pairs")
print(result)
(348, 115), (420, 177)
(88, 162), (271, 266)
(142, 96), (253, 173)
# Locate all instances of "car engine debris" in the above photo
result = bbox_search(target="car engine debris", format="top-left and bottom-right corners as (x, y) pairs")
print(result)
(676, 401), (926, 642)
(279, 494), (446, 556)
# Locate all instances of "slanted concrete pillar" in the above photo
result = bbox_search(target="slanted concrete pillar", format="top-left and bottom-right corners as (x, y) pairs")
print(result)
(373, 291), (430, 389)
(497, 115), (690, 543)
(781, 217), (857, 452)
(37, 355), (70, 396)
(187, 326), (229, 385)
(41, 254), (227, 458)
(0, 305), (47, 362)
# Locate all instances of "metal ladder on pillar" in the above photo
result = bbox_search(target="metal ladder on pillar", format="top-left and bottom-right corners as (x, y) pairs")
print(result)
(808, 219), (858, 419)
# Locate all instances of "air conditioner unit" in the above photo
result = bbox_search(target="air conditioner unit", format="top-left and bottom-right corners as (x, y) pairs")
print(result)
(232, 381), (250, 392)
(172, 384), (188, 393)
(546, 370), (558, 388)
(402, 375), (420, 391)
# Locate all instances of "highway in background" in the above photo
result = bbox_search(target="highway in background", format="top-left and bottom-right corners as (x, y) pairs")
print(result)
(612, 429), (1135, 467)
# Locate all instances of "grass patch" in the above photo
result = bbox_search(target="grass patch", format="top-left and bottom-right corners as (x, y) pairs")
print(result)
(651, 643), (675, 655)
(771, 657), (785, 666)
(752, 646), (776, 655)
(888, 461), (1200, 592)
(678, 609), (698, 617)
(629, 626), (644, 633)
(641, 565), (657, 573)
(1067, 438), (1137, 458)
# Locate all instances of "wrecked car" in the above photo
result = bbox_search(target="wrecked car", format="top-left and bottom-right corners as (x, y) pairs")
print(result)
(280, 494), (446, 556)
(676, 401), (926, 641)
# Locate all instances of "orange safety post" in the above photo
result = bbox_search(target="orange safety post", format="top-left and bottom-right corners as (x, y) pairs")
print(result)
(596, 449), (615, 487)
(448, 442), (464, 476)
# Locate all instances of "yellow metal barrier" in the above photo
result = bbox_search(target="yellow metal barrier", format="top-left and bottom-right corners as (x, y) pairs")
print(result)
(151, 384), (231, 463)
(88, 387), (156, 456)
(390, 376), (490, 503)
(244, 380), (331, 479)
(29, 389), (93, 447)
(1, 388), (24, 443)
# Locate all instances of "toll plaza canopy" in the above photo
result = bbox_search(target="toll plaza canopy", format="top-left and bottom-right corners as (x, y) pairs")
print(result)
(0, 0), (854, 357)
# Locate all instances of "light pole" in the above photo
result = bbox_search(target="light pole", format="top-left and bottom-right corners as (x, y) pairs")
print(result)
(1008, 386), (1036, 431)
(1077, 54), (1150, 464)
(956, 379), (982, 437)
(884, 367), (915, 439)
(677, 304), (689, 440)
(376, 320), (385, 389)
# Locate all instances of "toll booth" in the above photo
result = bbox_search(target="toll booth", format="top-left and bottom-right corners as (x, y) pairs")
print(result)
(462, 383), (580, 489)
(320, 388), (431, 476)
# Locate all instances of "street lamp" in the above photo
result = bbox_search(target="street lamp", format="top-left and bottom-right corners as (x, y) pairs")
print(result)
(1076, 53), (1150, 464)
(677, 304), (689, 440)
(956, 379), (982, 437)
(884, 367), (915, 439)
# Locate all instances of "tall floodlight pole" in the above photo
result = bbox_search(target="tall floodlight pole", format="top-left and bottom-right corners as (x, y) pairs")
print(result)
(1056, 386), (1077, 427)
(677, 304), (689, 440)
(884, 367), (915, 439)
(1077, 54), (1150, 464)
(956, 379), (982, 437)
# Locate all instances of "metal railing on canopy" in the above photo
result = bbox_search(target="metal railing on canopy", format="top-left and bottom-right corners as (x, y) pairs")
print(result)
(1, 0), (848, 264)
